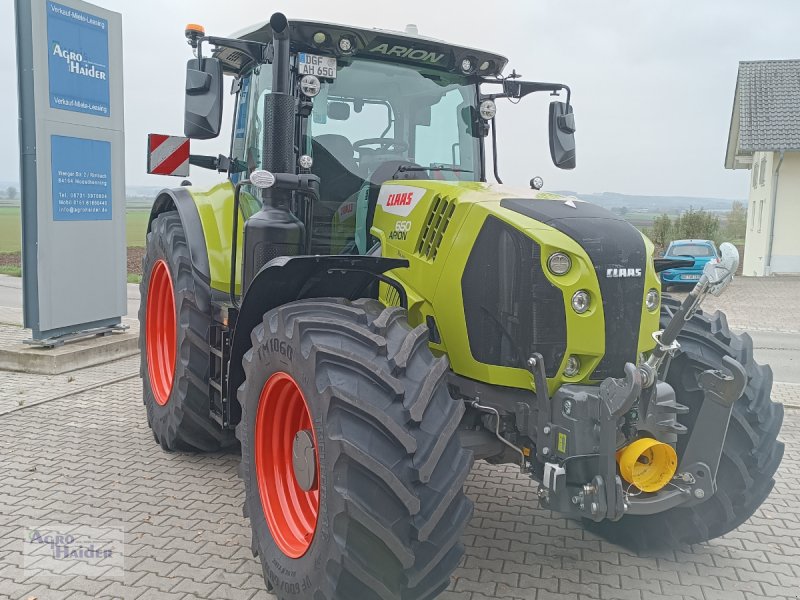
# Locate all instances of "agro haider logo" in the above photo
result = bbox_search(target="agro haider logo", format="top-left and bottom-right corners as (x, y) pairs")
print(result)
(51, 43), (107, 80)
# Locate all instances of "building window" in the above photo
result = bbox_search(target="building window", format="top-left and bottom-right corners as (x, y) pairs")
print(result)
(760, 156), (767, 186)
(758, 199), (765, 232)
(752, 161), (759, 188)
(750, 201), (756, 230)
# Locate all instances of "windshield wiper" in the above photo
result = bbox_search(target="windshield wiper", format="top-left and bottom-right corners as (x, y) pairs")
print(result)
(398, 166), (473, 173)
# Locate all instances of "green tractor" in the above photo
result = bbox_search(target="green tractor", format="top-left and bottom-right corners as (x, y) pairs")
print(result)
(140, 13), (783, 599)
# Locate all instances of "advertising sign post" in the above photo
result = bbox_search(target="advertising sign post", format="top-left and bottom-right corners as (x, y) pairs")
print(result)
(15, 0), (126, 345)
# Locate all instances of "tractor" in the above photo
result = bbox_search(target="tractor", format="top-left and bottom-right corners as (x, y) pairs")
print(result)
(139, 13), (784, 600)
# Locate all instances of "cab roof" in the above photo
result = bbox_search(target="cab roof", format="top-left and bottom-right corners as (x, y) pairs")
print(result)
(215, 18), (508, 77)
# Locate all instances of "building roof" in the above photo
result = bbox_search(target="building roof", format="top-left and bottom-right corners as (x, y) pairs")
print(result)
(725, 59), (800, 169)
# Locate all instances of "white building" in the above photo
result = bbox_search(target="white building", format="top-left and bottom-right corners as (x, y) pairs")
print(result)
(725, 59), (800, 276)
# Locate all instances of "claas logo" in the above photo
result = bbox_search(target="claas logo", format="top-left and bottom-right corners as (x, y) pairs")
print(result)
(385, 192), (415, 207)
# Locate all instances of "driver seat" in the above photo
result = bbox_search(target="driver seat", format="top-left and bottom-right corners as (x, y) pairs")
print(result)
(311, 134), (365, 204)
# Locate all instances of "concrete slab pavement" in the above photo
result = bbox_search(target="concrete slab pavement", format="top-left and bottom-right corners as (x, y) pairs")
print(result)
(0, 377), (797, 600)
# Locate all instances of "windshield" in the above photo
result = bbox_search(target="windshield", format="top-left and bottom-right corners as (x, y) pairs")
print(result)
(303, 58), (480, 180)
(668, 243), (716, 257)
(300, 57), (481, 253)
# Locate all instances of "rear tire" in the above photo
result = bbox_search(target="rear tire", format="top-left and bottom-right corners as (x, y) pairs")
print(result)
(139, 211), (235, 452)
(237, 298), (473, 600)
(586, 297), (784, 550)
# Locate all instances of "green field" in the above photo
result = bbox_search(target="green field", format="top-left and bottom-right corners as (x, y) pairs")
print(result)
(126, 209), (150, 247)
(0, 206), (150, 252)
(0, 207), (21, 252)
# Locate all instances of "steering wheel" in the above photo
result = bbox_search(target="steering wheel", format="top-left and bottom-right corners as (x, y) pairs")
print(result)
(353, 138), (409, 153)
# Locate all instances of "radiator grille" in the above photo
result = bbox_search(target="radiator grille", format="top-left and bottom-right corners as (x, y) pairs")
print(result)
(416, 195), (456, 260)
(462, 216), (567, 377)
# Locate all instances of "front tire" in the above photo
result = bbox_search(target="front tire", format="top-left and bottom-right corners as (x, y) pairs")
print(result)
(139, 211), (235, 452)
(237, 298), (473, 600)
(587, 298), (784, 549)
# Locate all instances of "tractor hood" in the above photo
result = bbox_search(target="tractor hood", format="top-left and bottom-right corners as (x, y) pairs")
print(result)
(370, 180), (660, 394)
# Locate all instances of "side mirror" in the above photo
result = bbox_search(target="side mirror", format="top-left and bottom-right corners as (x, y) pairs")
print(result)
(704, 242), (740, 296)
(184, 57), (223, 139)
(549, 101), (576, 170)
(327, 102), (351, 121)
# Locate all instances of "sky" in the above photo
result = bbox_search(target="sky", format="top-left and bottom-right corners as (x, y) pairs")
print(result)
(0, 0), (798, 199)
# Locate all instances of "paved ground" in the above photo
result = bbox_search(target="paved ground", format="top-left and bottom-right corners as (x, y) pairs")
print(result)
(0, 378), (797, 600)
(0, 274), (798, 600)
(667, 276), (800, 334)
(748, 331), (800, 384)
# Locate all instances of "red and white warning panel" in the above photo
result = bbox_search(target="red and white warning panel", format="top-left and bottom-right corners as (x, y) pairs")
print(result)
(147, 134), (190, 177)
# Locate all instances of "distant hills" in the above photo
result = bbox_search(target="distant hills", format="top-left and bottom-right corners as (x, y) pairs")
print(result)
(0, 182), (743, 215)
(553, 191), (741, 214)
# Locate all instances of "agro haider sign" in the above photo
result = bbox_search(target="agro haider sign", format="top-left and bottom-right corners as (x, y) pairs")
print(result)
(15, 0), (126, 342)
(46, 1), (110, 117)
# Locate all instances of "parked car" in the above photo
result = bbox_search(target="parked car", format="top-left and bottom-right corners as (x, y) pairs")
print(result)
(660, 239), (719, 287)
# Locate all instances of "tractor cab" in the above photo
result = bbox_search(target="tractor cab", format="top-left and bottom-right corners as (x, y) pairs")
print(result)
(181, 15), (576, 255)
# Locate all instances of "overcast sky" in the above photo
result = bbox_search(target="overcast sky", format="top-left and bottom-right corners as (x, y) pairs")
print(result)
(1, 0), (797, 198)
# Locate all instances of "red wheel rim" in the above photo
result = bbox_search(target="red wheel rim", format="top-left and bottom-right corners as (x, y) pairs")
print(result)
(255, 372), (320, 558)
(146, 259), (176, 406)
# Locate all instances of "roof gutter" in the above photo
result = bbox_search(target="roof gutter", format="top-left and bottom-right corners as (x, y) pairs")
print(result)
(765, 150), (785, 275)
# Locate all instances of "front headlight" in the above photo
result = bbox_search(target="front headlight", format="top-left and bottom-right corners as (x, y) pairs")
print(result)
(646, 288), (660, 311)
(547, 252), (572, 275)
(563, 355), (581, 377)
(571, 290), (591, 314)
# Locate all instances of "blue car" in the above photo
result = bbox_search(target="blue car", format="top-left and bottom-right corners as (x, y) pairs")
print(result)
(660, 239), (719, 287)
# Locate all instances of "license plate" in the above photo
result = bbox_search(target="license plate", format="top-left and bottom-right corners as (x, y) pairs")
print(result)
(298, 53), (337, 79)
(682, 274), (700, 280)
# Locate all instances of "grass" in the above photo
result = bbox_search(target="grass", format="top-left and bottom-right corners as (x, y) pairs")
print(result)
(0, 265), (21, 277)
(126, 209), (150, 247)
(127, 273), (142, 284)
(0, 206), (150, 251)
(0, 207), (21, 252)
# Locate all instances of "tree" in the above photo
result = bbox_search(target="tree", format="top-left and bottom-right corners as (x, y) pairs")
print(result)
(725, 201), (747, 243)
(6, 186), (16, 200)
(674, 207), (720, 243)
(649, 213), (673, 248)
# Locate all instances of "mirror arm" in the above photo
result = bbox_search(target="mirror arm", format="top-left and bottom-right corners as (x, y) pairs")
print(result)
(484, 79), (571, 107)
(490, 117), (503, 184)
(189, 154), (231, 172)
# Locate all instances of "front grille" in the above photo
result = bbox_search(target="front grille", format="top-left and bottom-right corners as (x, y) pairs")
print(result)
(500, 199), (646, 379)
(462, 216), (567, 377)
(416, 195), (456, 260)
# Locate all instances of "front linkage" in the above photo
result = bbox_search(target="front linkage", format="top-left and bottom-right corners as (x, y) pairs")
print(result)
(523, 244), (745, 522)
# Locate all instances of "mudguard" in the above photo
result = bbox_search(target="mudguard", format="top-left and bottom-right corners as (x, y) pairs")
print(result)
(148, 187), (211, 283)
(227, 254), (408, 407)
(149, 181), (260, 294)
